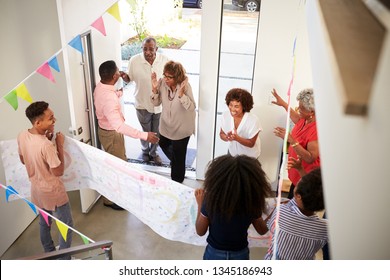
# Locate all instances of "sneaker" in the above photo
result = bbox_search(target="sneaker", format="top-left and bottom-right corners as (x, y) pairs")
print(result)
(151, 155), (162, 166)
(103, 203), (125, 211)
(142, 153), (151, 162)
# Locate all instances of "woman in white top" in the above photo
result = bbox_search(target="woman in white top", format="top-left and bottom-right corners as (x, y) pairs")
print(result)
(220, 88), (262, 158)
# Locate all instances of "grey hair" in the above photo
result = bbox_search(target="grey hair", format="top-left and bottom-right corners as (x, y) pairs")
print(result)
(296, 88), (315, 111)
(142, 37), (157, 46)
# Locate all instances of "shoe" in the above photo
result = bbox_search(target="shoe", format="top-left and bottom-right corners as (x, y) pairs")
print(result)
(142, 153), (151, 162)
(151, 155), (162, 166)
(103, 203), (125, 211)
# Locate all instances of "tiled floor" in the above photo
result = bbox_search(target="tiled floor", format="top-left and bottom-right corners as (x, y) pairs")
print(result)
(0, 172), (268, 260)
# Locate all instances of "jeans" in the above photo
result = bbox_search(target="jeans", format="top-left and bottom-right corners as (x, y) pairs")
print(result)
(136, 109), (160, 157)
(203, 244), (250, 260)
(39, 202), (73, 260)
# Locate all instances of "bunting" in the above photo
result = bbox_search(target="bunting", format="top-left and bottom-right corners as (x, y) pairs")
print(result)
(0, 184), (95, 245)
(1, 1), (122, 111)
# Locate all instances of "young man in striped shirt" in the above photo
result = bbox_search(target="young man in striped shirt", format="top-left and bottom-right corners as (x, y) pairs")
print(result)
(264, 168), (328, 260)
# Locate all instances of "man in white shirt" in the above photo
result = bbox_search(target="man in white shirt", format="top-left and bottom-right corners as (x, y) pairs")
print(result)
(120, 37), (169, 165)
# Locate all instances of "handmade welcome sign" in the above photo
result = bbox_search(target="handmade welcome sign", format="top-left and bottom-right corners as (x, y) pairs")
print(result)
(0, 137), (275, 247)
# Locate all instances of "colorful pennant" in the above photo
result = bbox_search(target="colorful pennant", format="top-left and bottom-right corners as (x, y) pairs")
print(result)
(56, 220), (69, 242)
(107, 2), (122, 23)
(5, 185), (18, 202)
(91, 16), (107, 36)
(36, 62), (55, 83)
(4, 91), (18, 110)
(16, 83), (33, 103)
(68, 35), (84, 54)
(38, 209), (50, 226)
(48, 56), (60, 72)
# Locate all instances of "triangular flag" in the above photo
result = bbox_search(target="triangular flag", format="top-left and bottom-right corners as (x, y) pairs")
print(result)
(23, 198), (37, 214)
(38, 209), (50, 226)
(80, 235), (90, 245)
(5, 186), (18, 202)
(107, 2), (122, 23)
(36, 62), (55, 83)
(16, 83), (33, 103)
(68, 35), (84, 54)
(91, 16), (106, 36)
(56, 220), (69, 242)
(48, 56), (60, 72)
(4, 90), (18, 110)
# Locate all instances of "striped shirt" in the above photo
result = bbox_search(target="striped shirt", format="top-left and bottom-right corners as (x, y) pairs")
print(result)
(265, 199), (328, 260)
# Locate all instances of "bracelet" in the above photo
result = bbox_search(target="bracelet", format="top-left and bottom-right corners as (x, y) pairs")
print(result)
(291, 142), (299, 148)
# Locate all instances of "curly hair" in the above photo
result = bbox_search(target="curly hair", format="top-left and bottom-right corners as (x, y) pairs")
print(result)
(295, 168), (324, 212)
(203, 154), (272, 222)
(225, 88), (254, 112)
(25, 101), (49, 124)
(163, 60), (187, 84)
(296, 88), (315, 112)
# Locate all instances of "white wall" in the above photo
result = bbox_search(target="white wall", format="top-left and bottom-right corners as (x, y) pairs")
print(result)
(252, 0), (313, 188)
(0, 0), (70, 256)
(307, 0), (390, 259)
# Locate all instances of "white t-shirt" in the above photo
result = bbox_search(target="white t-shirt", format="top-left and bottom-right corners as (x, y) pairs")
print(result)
(220, 110), (262, 158)
(128, 52), (169, 113)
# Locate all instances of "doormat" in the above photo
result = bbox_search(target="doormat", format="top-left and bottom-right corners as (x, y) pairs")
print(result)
(128, 147), (196, 171)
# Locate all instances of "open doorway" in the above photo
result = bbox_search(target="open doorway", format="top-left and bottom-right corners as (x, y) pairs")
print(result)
(119, 1), (202, 178)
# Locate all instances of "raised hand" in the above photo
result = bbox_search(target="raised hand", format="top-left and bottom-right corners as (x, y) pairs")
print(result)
(55, 132), (65, 148)
(178, 77), (188, 98)
(194, 188), (205, 206)
(271, 88), (287, 108)
(151, 72), (159, 93)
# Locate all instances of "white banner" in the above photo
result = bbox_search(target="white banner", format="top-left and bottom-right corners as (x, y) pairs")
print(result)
(0, 137), (275, 247)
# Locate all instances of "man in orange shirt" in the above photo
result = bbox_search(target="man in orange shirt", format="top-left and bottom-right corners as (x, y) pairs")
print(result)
(18, 101), (73, 259)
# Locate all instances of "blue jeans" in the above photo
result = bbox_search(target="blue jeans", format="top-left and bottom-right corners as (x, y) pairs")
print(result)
(203, 244), (250, 260)
(39, 202), (73, 259)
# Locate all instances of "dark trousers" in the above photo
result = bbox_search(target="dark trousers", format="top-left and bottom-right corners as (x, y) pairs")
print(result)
(322, 212), (331, 260)
(159, 134), (190, 183)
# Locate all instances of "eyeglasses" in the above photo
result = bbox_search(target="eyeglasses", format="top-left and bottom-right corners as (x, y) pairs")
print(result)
(163, 74), (174, 80)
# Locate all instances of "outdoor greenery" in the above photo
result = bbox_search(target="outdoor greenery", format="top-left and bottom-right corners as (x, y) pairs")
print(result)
(121, 0), (189, 60)
(126, 0), (149, 42)
(121, 35), (186, 60)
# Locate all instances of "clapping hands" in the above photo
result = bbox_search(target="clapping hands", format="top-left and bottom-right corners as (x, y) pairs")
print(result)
(178, 77), (188, 98)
